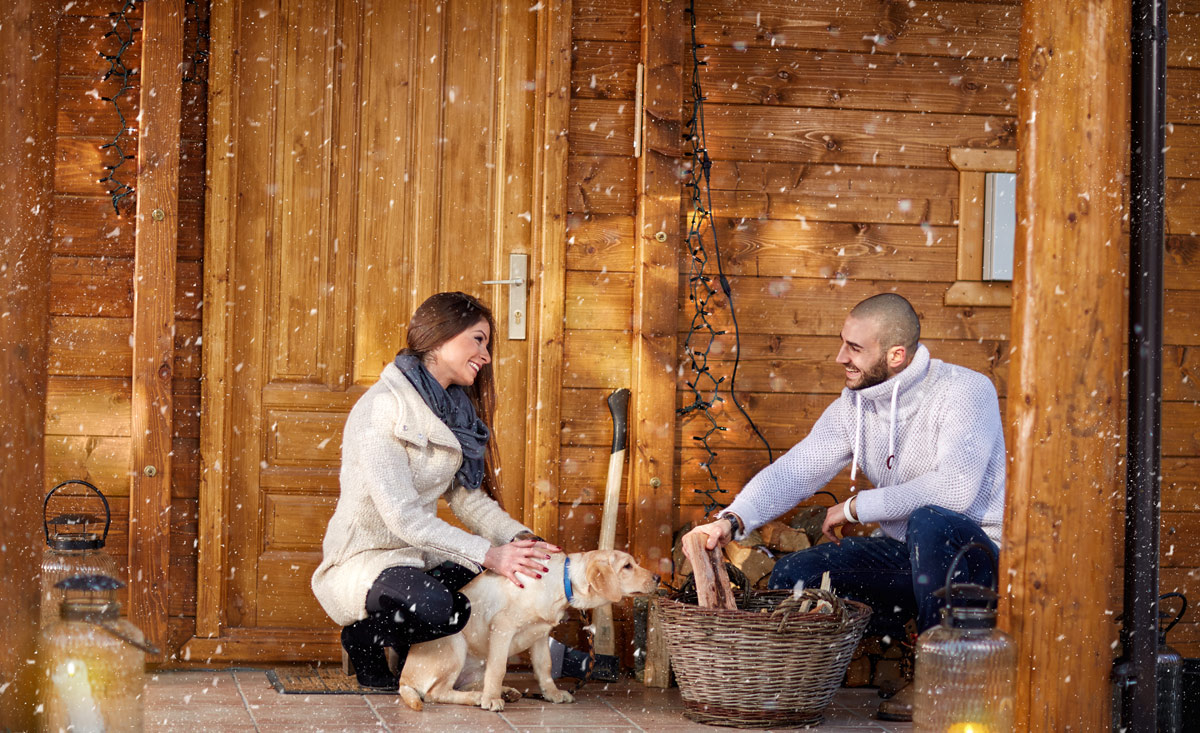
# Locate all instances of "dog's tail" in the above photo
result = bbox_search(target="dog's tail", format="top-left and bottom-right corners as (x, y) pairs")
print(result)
(398, 683), (423, 711)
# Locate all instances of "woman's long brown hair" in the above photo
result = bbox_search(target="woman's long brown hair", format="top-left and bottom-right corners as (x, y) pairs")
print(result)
(400, 291), (502, 504)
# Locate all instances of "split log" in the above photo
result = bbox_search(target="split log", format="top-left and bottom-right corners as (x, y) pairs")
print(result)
(760, 520), (811, 554)
(681, 533), (736, 610)
(725, 541), (776, 588)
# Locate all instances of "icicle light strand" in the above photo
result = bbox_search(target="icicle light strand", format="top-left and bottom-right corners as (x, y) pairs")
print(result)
(98, 0), (140, 215)
(678, 0), (773, 515)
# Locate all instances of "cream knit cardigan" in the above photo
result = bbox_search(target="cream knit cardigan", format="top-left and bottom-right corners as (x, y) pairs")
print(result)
(311, 362), (530, 626)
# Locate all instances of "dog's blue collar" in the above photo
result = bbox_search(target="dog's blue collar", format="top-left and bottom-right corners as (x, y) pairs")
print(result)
(563, 556), (574, 604)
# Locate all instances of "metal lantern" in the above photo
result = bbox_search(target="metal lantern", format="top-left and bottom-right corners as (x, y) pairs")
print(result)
(41, 480), (121, 625)
(913, 543), (1016, 733)
(39, 574), (158, 733)
(1156, 592), (1187, 733)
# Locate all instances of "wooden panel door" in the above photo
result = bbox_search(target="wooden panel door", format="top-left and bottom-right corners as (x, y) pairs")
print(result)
(195, 0), (538, 659)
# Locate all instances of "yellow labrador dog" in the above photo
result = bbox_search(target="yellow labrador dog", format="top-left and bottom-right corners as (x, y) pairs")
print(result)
(397, 549), (658, 712)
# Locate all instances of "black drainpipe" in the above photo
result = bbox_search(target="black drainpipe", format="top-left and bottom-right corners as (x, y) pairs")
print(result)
(1120, 0), (1167, 730)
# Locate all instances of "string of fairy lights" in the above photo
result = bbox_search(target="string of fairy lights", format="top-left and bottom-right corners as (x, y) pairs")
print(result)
(678, 0), (773, 515)
(97, 0), (209, 214)
(182, 0), (211, 85)
(97, 0), (140, 215)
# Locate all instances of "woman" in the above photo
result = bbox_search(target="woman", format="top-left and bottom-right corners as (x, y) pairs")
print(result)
(312, 291), (559, 689)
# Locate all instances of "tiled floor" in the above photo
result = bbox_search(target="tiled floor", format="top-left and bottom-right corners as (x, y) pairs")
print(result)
(145, 669), (914, 732)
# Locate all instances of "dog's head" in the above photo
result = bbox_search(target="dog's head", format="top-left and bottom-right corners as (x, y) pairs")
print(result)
(577, 550), (659, 606)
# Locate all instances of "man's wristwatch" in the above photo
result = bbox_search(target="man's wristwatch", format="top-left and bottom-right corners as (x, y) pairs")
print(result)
(721, 513), (742, 538)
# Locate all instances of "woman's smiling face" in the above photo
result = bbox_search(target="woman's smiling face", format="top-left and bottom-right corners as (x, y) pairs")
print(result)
(425, 317), (491, 388)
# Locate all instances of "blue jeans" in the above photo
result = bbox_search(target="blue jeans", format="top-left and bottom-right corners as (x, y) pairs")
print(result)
(768, 505), (998, 637)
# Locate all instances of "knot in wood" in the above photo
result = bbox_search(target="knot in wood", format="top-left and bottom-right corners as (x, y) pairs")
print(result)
(1029, 45), (1050, 82)
(776, 69), (790, 80)
(823, 136), (840, 152)
(1167, 235), (1198, 266)
(158, 362), (172, 380)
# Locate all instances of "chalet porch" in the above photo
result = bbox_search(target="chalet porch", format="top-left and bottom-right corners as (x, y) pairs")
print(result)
(3, 0), (1199, 730)
(143, 669), (914, 732)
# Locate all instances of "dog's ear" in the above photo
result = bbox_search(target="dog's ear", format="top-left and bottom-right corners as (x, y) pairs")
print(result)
(584, 553), (624, 603)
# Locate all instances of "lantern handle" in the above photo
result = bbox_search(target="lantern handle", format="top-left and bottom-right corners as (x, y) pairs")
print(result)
(942, 541), (999, 613)
(98, 620), (161, 656)
(43, 480), (111, 546)
(813, 491), (839, 506)
(1159, 592), (1188, 636)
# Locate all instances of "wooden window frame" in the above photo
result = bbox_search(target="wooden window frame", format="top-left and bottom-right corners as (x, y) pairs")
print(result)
(945, 147), (1017, 307)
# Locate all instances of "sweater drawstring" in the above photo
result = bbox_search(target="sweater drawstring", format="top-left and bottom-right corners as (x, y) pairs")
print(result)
(850, 393), (861, 486)
(887, 379), (899, 470)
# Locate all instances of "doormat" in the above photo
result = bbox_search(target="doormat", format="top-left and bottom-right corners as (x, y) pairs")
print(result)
(265, 665), (397, 695)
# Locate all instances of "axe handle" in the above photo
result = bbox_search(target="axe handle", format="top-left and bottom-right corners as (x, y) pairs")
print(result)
(594, 388), (630, 659)
(597, 448), (624, 552)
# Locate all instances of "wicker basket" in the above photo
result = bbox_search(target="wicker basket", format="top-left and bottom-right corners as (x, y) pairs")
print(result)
(657, 589), (872, 728)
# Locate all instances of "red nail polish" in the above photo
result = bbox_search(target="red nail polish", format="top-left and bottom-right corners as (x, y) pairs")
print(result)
(536, 574), (542, 579)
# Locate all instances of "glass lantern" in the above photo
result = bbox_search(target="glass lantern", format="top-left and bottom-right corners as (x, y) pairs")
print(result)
(41, 480), (121, 625)
(913, 542), (1016, 733)
(39, 574), (158, 733)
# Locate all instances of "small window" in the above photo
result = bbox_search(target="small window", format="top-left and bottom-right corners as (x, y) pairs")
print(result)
(945, 148), (1016, 307)
(983, 172), (1016, 282)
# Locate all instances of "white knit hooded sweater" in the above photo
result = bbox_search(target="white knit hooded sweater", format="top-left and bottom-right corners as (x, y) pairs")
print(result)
(722, 344), (1006, 544)
(312, 363), (530, 626)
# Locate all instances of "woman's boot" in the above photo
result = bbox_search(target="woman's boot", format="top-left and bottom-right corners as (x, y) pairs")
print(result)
(341, 617), (399, 690)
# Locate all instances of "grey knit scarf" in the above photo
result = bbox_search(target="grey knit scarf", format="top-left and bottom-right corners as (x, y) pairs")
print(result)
(394, 353), (489, 490)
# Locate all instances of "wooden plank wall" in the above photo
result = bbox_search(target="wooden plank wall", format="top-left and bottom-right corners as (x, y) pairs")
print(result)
(565, 0), (1200, 657)
(45, 0), (207, 661)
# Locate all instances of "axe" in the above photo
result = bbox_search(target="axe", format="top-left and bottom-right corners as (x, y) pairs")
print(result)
(590, 387), (629, 681)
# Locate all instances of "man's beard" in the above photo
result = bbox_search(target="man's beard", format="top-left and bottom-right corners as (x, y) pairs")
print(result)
(851, 355), (891, 390)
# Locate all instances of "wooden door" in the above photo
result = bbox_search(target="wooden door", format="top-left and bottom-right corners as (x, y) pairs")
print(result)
(193, 0), (539, 660)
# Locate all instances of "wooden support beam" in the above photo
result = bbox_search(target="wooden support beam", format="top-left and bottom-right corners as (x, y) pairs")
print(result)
(629, 0), (683, 575)
(197, 0), (235, 640)
(999, 0), (1129, 729)
(632, 0), (683, 688)
(130, 0), (184, 662)
(0, 2), (58, 726)
(526, 0), (572, 541)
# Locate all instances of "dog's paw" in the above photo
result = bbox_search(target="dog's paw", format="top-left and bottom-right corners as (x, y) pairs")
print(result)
(544, 688), (575, 704)
(480, 696), (506, 712)
(501, 686), (522, 702)
(398, 685), (423, 711)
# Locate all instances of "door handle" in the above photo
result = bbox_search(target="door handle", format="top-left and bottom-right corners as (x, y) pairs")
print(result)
(482, 253), (528, 340)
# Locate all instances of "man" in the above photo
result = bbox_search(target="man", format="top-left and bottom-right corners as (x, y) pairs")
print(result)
(686, 293), (1006, 721)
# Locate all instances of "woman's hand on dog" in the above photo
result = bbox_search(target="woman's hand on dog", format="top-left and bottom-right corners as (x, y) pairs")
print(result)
(484, 538), (561, 588)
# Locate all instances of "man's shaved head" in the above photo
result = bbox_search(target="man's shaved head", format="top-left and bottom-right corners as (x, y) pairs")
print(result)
(850, 293), (920, 352)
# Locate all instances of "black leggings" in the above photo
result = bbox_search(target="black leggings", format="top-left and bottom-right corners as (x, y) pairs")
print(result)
(356, 562), (478, 649)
